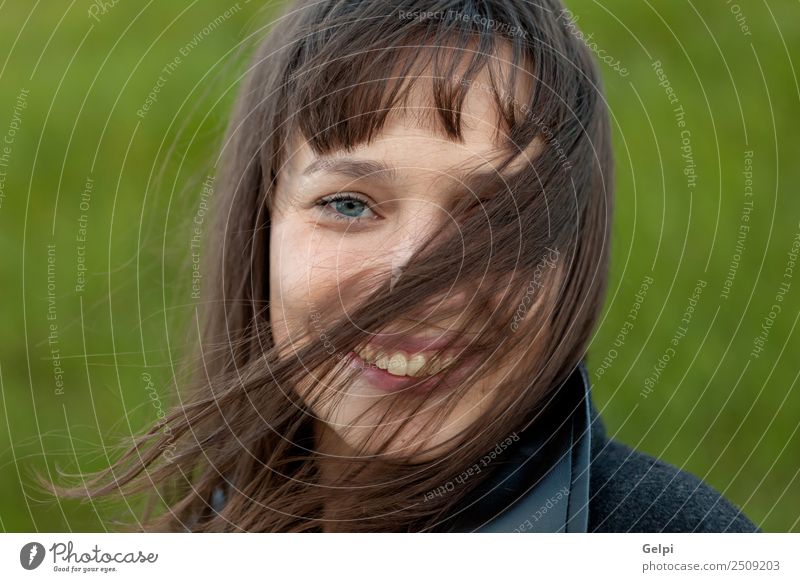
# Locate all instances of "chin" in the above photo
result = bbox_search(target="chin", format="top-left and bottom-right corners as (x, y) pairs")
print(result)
(316, 391), (471, 462)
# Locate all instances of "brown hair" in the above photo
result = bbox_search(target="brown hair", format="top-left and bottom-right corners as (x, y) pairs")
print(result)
(55, 0), (613, 532)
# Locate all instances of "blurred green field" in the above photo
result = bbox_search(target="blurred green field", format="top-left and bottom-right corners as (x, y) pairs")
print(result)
(0, 1), (798, 531)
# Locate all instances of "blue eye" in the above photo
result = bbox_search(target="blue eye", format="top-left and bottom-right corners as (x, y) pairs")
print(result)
(317, 193), (378, 222)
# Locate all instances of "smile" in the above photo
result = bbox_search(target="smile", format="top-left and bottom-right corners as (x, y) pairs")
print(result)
(355, 345), (456, 378)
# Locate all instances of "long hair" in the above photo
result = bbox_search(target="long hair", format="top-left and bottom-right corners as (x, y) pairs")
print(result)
(54, 0), (613, 532)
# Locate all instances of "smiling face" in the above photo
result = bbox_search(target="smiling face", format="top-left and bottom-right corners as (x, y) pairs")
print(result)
(268, 56), (542, 461)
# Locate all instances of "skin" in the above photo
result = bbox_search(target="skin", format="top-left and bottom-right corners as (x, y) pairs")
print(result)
(268, 51), (541, 464)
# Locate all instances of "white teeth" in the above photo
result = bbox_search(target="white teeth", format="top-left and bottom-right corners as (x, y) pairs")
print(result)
(374, 353), (391, 370)
(406, 354), (426, 376)
(386, 352), (408, 376)
(356, 346), (456, 378)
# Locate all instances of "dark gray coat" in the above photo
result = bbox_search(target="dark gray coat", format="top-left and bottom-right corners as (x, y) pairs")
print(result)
(440, 361), (759, 533)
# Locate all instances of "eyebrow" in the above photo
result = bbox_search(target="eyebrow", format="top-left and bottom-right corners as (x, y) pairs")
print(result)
(301, 157), (400, 185)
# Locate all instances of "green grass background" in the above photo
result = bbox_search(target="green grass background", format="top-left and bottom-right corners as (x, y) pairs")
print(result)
(0, 0), (798, 531)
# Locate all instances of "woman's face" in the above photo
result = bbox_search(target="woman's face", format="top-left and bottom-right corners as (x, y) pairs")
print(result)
(269, 77), (539, 460)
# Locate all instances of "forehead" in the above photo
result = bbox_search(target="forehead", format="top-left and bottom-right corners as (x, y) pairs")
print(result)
(285, 126), (496, 194)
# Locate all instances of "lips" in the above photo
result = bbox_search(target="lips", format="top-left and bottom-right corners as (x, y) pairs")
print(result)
(347, 332), (477, 394)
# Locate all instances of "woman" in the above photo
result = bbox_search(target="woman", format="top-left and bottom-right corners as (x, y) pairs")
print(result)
(61, 0), (758, 533)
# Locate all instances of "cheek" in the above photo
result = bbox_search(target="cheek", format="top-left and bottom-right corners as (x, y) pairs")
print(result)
(269, 218), (313, 347)
(269, 218), (375, 346)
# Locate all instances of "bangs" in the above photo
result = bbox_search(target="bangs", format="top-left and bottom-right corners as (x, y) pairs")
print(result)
(282, 3), (542, 159)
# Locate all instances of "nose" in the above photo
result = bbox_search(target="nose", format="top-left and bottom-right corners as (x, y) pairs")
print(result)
(386, 204), (443, 290)
(384, 205), (479, 320)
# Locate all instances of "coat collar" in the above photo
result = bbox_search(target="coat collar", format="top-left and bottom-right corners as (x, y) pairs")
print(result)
(438, 360), (601, 532)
